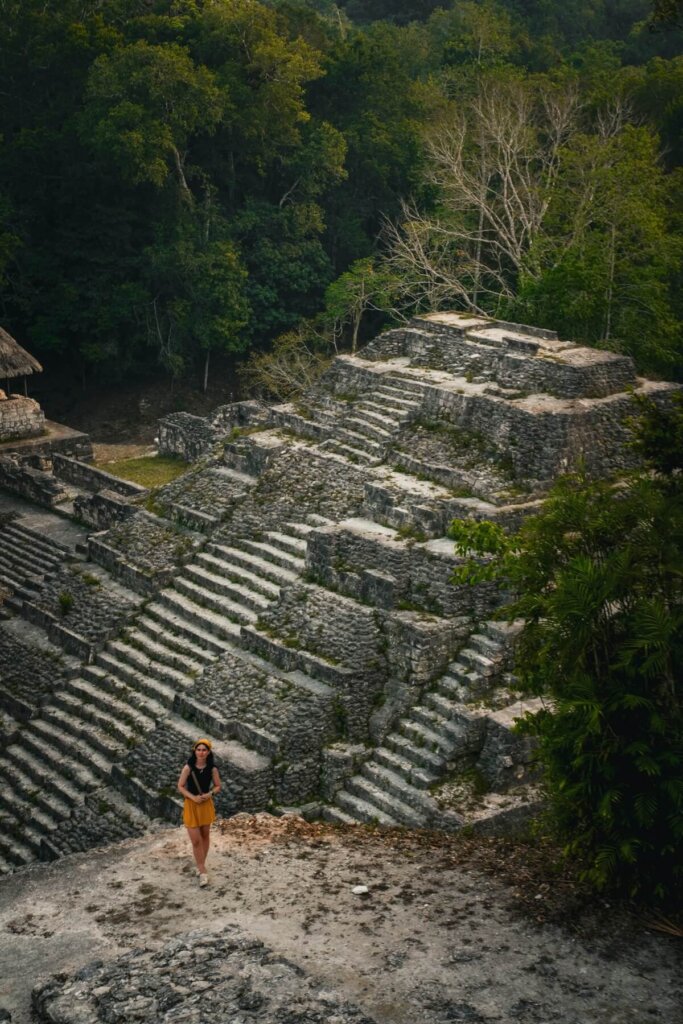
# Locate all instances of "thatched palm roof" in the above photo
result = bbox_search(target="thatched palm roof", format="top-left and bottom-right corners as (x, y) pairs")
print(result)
(0, 326), (42, 378)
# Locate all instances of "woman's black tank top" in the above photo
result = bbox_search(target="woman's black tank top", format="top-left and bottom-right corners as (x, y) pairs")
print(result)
(186, 763), (213, 795)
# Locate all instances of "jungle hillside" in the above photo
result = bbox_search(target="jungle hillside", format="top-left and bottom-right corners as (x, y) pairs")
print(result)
(0, 0), (682, 404)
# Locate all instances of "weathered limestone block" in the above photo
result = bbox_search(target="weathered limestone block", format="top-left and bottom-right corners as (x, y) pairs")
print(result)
(382, 610), (469, 686)
(477, 697), (544, 789)
(321, 743), (368, 799)
(73, 489), (139, 530)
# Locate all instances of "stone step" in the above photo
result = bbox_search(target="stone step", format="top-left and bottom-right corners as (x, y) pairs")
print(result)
(353, 402), (408, 428)
(411, 705), (469, 745)
(123, 626), (209, 675)
(384, 732), (445, 773)
(320, 805), (359, 825)
(344, 415), (394, 443)
(264, 530), (307, 558)
(437, 674), (475, 703)
(0, 538), (60, 579)
(41, 705), (126, 766)
(93, 652), (177, 715)
(231, 644), (334, 700)
(173, 576), (258, 626)
(283, 521), (316, 539)
(134, 614), (220, 664)
(2, 744), (83, 810)
(241, 627), (352, 690)
(183, 563), (271, 613)
(16, 723), (104, 791)
(334, 788), (398, 826)
(322, 439), (379, 465)
(0, 826), (38, 865)
(195, 551), (282, 601)
(384, 375), (425, 395)
(0, 785), (61, 843)
(238, 538), (306, 575)
(306, 513), (334, 528)
(0, 568), (40, 594)
(207, 543), (300, 587)
(144, 600), (236, 654)
(0, 753), (75, 823)
(3, 522), (69, 560)
(457, 647), (501, 674)
(426, 690), (472, 721)
(0, 549), (61, 584)
(63, 674), (157, 736)
(335, 427), (383, 454)
(154, 589), (243, 643)
(84, 783), (150, 827)
(349, 771), (429, 826)
(483, 619), (523, 643)
(372, 387), (422, 410)
(468, 631), (506, 659)
(400, 718), (453, 755)
(51, 687), (143, 750)
(373, 747), (437, 789)
(107, 637), (201, 691)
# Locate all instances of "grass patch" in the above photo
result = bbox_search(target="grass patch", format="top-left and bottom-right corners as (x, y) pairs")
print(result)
(98, 454), (189, 488)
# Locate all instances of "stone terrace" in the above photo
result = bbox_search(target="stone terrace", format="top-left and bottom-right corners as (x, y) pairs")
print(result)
(0, 312), (677, 871)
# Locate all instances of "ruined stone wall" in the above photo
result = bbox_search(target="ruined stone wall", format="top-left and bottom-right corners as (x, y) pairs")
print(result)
(256, 583), (385, 741)
(220, 447), (368, 539)
(0, 394), (45, 441)
(320, 353), (672, 485)
(307, 523), (500, 619)
(117, 723), (272, 818)
(0, 454), (69, 507)
(157, 411), (218, 461)
(393, 319), (638, 399)
(53, 454), (146, 498)
(73, 490), (139, 531)
(191, 649), (337, 805)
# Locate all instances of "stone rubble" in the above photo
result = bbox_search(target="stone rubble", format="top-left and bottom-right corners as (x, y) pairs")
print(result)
(32, 928), (378, 1024)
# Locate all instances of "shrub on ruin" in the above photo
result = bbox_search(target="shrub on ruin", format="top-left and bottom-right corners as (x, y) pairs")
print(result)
(450, 396), (683, 905)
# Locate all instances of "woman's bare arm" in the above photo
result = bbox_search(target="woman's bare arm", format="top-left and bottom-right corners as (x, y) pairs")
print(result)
(212, 767), (222, 795)
(177, 764), (203, 802)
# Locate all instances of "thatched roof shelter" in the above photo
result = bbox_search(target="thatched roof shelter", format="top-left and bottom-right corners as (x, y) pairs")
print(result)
(0, 326), (42, 378)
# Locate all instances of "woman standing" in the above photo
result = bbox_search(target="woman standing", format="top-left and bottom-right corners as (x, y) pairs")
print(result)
(177, 738), (222, 887)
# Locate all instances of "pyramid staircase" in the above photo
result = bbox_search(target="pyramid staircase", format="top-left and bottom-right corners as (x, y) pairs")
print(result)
(0, 519), (69, 610)
(0, 518), (320, 873)
(322, 377), (424, 464)
(323, 622), (518, 828)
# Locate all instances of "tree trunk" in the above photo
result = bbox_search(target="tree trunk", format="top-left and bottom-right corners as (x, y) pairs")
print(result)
(604, 223), (616, 342)
(203, 349), (210, 393)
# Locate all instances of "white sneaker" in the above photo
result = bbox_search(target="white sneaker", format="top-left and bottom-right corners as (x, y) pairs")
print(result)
(199, 873), (208, 887)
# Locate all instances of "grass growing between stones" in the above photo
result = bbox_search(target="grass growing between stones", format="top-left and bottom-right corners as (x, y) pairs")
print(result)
(98, 454), (189, 487)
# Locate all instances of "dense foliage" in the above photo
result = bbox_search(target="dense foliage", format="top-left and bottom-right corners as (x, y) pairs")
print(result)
(450, 396), (683, 904)
(0, 0), (681, 386)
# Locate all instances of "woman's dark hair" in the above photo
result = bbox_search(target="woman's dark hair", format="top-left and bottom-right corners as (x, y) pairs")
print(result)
(188, 748), (215, 771)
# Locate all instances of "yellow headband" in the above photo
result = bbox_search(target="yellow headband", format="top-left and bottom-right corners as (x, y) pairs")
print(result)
(193, 738), (212, 750)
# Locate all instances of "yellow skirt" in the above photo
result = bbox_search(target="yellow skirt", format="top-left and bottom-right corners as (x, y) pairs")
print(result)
(182, 797), (216, 829)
